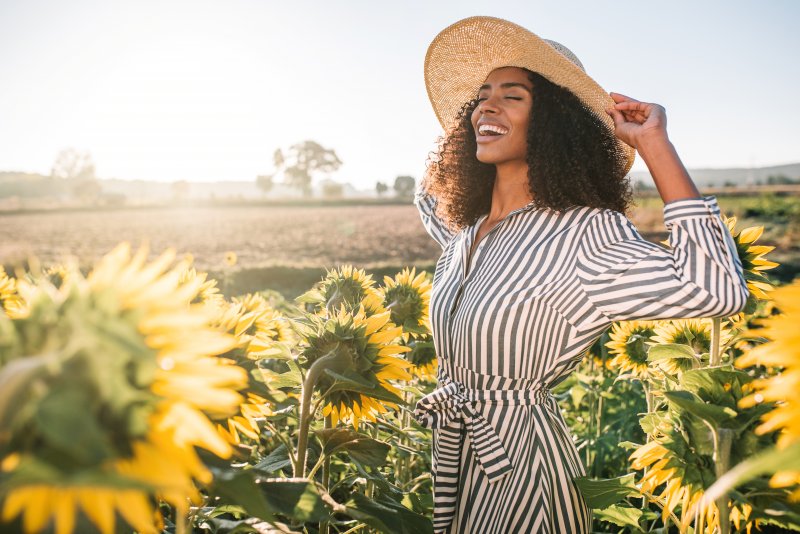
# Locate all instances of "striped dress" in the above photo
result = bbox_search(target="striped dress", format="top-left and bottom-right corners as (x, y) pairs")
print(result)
(411, 183), (749, 534)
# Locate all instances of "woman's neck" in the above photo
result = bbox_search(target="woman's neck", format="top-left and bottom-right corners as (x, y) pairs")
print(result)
(487, 160), (534, 221)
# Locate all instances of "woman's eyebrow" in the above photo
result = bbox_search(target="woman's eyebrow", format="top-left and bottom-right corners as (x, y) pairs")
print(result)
(478, 82), (532, 93)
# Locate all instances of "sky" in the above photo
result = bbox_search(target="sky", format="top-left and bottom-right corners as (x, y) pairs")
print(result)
(0, 0), (798, 189)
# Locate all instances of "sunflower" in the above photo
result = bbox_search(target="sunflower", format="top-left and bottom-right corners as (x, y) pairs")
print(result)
(650, 319), (732, 375)
(629, 439), (758, 533)
(0, 267), (24, 318)
(379, 267), (432, 342)
(224, 251), (238, 267)
(179, 267), (224, 307)
(233, 293), (295, 347)
(204, 293), (297, 444)
(406, 335), (438, 381)
(213, 293), (295, 360)
(605, 320), (658, 379)
(297, 265), (386, 318)
(736, 280), (800, 500)
(0, 243), (247, 534)
(217, 392), (277, 444)
(722, 215), (778, 300)
(42, 264), (72, 289)
(298, 304), (413, 431)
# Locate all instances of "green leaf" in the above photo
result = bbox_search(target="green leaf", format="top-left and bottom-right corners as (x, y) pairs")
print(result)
(647, 343), (697, 362)
(208, 469), (275, 522)
(259, 478), (328, 523)
(663, 390), (737, 428)
(639, 412), (672, 435)
(295, 289), (325, 305)
(324, 369), (404, 404)
(249, 342), (294, 361)
(704, 441), (800, 503)
(680, 368), (751, 405)
(573, 474), (641, 508)
(344, 492), (433, 534)
(262, 367), (302, 389)
(252, 444), (292, 474)
(0, 354), (52, 432)
(36, 387), (114, 466)
(593, 504), (645, 532)
(315, 428), (391, 467)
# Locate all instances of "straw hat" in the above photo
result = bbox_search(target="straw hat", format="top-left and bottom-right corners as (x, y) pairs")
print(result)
(424, 15), (636, 175)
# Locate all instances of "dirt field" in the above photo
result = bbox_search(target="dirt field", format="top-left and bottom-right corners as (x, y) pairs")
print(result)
(0, 204), (443, 272)
(2, 199), (796, 298)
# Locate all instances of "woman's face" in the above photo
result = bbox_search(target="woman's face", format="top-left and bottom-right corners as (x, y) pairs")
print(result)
(470, 66), (533, 165)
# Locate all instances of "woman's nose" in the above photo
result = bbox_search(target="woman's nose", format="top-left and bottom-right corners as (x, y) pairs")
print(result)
(478, 98), (499, 114)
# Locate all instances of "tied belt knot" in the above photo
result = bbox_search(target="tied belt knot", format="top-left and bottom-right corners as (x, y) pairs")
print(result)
(413, 376), (553, 483)
(412, 372), (554, 532)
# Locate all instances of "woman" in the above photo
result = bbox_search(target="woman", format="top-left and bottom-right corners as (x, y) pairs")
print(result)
(412, 16), (749, 534)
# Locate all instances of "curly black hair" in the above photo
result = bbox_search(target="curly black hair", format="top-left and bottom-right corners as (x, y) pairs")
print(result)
(422, 68), (634, 233)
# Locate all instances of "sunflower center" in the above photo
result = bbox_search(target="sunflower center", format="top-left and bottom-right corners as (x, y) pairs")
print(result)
(674, 329), (710, 353)
(625, 332), (652, 364)
(385, 286), (423, 326)
(324, 279), (367, 313)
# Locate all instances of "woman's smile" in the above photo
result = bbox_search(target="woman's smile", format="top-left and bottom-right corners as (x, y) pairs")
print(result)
(470, 66), (533, 164)
(476, 120), (510, 143)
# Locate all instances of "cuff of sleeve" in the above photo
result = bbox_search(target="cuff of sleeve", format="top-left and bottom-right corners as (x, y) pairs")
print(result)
(663, 195), (721, 224)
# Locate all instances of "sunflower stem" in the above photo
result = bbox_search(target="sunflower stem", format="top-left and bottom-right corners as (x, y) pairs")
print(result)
(714, 428), (734, 534)
(366, 420), (380, 500)
(398, 388), (412, 488)
(295, 350), (342, 478)
(319, 414), (332, 534)
(710, 317), (722, 367)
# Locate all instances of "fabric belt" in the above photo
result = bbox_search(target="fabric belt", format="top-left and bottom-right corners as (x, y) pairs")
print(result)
(412, 364), (554, 533)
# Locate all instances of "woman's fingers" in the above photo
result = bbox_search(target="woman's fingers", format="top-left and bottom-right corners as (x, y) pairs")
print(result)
(614, 102), (649, 123)
(609, 91), (640, 103)
(614, 101), (648, 111)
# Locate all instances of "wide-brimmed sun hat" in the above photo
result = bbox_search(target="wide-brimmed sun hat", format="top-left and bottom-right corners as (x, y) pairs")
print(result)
(424, 15), (636, 175)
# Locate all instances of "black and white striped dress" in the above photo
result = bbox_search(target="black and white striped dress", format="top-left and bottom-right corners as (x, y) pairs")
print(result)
(411, 183), (749, 534)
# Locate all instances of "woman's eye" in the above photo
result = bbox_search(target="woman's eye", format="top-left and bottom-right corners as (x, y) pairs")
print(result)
(505, 96), (522, 100)
(477, 97), (487, 102)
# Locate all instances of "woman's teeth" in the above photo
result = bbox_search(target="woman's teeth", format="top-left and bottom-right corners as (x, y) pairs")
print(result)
(478, 124), (509, 136)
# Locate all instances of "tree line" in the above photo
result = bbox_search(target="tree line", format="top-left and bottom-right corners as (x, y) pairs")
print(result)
(0, 142), (418, 203)
(255, 139), (415, 198)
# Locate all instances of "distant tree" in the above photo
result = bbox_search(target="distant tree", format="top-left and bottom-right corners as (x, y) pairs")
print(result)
(256, 174), (274, 196)
(321, 180), (344, 198)
(273, 148), (285, 170)
(723, 180), (736, 188)
(275, 141), (342, 197)
(766, 174), (798, 185)
(51, 148), (101, 203)
(375, 181), (388, 197)
(51, 148), (96, 181)
(393, 175), (415, 198)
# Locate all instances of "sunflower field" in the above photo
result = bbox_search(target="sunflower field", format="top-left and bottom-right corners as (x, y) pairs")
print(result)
(0, 215), (799, 534)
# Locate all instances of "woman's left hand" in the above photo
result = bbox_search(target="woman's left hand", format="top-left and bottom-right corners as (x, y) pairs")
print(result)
(604, 92), (668, 150)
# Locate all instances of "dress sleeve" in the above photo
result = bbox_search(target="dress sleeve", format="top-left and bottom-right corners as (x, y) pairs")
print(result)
(575, 195), (749, 322)
(413, 181), (457, 250)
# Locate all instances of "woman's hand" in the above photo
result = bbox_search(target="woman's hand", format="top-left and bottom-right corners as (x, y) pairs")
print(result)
(604, 92), (668, 150)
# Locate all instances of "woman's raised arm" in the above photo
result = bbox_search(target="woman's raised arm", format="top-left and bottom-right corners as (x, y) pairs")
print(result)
(413, 180), (457, 250)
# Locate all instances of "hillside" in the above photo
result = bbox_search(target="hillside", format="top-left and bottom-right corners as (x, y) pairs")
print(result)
(630, 162), (800, 188)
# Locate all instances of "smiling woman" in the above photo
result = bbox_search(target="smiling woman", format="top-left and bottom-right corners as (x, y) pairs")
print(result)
(422, 65), (633, 232)
(411, 15), (748, 534)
